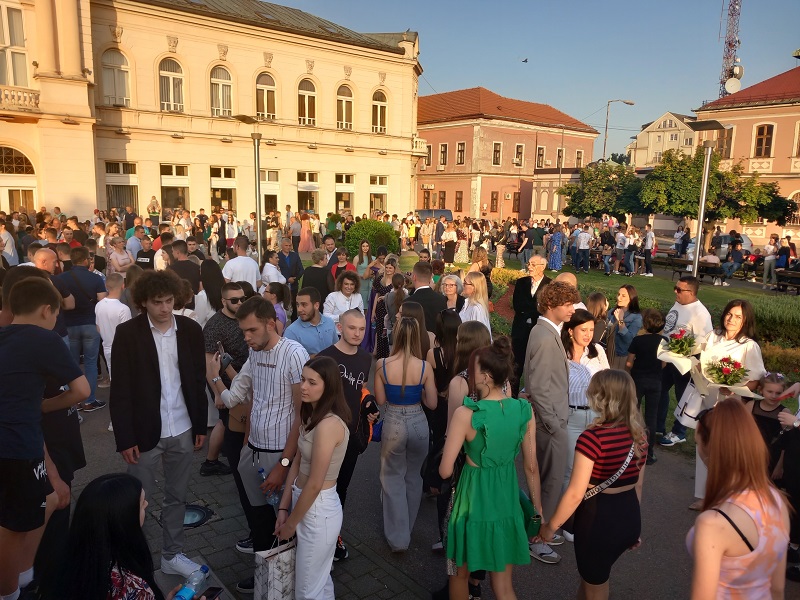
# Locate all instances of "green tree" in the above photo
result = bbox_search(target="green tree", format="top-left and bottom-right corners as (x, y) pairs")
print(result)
(609, 152), (630, 165)
(558, 161), (644, 219)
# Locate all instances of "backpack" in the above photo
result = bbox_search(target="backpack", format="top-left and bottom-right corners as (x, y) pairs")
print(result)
(354, 387), (381, 453)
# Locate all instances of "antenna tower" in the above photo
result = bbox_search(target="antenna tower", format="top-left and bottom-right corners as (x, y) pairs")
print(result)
(718, 0), (743, 98)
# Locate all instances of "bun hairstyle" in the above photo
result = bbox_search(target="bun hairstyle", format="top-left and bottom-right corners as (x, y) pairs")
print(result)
(472, 336), (514, 391)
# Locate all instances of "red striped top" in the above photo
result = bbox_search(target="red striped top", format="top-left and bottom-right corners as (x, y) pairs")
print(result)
(575, 425), (647, 488)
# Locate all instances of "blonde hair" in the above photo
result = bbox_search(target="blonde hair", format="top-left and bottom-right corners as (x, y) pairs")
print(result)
(463, 271), (490, 315)
(471, 246), (489, 267)
(586, 370), (646, 460)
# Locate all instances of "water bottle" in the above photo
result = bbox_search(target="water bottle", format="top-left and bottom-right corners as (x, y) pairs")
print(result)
(257, 467), (283, 506)
(173, 565), (209, 600)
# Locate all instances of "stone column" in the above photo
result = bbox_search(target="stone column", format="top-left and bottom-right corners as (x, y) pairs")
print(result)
(34, 0), (58, 74)
(56, 0), (82, 76)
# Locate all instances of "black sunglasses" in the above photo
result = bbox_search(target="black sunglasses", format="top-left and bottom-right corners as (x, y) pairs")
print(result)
(224, 296), (245, 304)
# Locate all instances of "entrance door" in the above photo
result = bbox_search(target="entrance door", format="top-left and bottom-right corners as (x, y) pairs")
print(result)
(5, 188), (35, 213)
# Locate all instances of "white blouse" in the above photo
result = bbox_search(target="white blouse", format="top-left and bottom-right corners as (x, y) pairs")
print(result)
(458, 301), (492, 340)
(581, 343), (610, 376)
(261, 262), (287, 284)
(700, 331), (766, 401)
(323, 292), (364, 323)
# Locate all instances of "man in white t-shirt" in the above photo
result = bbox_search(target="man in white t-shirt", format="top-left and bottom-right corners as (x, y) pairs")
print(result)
(95, 273), (131, 379)
(576, 225), (593, 273)
(659, 276), (713, 447)
(222, 236), (261, 290)
(641, 223), (655, 276)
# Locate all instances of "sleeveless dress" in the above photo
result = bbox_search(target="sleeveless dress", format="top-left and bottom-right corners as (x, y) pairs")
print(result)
(548, 232), (564, 270)
(372, 275), (393, 359)
(446, 397), (533, 572)
(299, 217), (315, 252)
(686, 489), (788, 599)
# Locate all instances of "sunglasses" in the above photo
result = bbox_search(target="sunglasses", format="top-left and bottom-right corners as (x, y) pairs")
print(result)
(673, 287), (691, 293)
(224, 296), (246, 304)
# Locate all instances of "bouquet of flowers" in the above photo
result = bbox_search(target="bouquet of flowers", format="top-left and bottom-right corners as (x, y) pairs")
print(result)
(706, 356), (748, 387)
(667, 329), (696, 357)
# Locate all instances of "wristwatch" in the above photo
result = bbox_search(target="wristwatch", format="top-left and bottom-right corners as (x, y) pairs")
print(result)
(793, 419), (800, 429)
(280, 457), (292, 468)
(211, 376), (221, 384)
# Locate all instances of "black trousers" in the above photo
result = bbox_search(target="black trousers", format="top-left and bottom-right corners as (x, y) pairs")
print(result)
(292, 236), (300, 252)
(634, 376), (661, 459)
(221, 418), (255, 541)
(335, 436), (361, 507)
(34, 482), (71, 583)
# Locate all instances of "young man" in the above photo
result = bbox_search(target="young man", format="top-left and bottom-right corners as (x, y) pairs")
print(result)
(126, 225), (146, 257)
(109, 270), (208, 578)
(94, 273), (131, 381)
(0, 277), (90, 600)
(222, 236), (261, 291)
(278, 237), (305, 315)
(136, 235), (156, 270)
(317, 309), (374, 561)
(524, 280), (579, 565)
(207, 296), (308, 593)
(283, 287), (338, 356)
(186, 236), (205, 261)
(405, 261), (446, 334)
(576, 225), (593, 274)
(167, 240), (201, 309)
(641, 223), (655, 276)
(322, 235), (338, 270)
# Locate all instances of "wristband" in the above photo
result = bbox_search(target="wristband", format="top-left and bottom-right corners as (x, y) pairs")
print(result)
(211, 376), (221, 384)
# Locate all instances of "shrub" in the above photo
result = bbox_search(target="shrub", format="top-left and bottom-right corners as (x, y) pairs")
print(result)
(344, 220), (399, 259)
(491, 283), (507, 303)
(761, 343), (800, 383)
(491, 268), (525, 287)
(490, 312), (511, 337)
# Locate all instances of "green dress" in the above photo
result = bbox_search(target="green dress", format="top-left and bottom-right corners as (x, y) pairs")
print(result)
(446, 397), (532, 572)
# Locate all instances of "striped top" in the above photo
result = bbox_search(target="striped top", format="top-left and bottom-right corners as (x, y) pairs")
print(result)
(576, 425), (647, 488)
(568, 361), (593, 408)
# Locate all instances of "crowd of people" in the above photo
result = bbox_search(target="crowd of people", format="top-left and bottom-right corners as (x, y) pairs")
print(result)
(0, 202), (799, 600)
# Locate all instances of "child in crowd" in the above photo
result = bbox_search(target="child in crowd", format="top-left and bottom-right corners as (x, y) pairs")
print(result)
(626, 308), (665, 465)
(747, 373), (794, 475)
(773, 380), (800, 581)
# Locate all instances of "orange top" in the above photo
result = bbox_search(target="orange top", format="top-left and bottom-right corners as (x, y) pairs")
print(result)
(686, 488), (788, 599)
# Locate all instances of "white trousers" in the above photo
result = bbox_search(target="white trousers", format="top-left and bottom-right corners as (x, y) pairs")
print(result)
(695, 447), (707, 499)
(293, 483), (342, 600)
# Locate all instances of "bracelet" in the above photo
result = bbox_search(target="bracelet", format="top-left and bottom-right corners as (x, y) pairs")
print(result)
(278, 508), (289, 512)
(211, 376), (221, 384)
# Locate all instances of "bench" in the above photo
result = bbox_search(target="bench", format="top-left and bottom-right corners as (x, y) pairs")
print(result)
(664, 256), (721, 282)
(775, 270), (800, 295)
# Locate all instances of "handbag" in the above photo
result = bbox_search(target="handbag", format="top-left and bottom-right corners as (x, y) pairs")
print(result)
(354, 388), (380, 453)
(583, 442), (636, 501)
(228, 403), (249, 433)
(254, 538), (296, 600)
(521, 416), (542, 536)
(674, 382), (707, 429)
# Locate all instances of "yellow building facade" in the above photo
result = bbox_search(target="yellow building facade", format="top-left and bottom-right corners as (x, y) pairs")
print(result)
(0, 0), (426, 220)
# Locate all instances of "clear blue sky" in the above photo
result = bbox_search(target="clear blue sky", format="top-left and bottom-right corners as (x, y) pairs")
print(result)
(284, 0), (799, 158)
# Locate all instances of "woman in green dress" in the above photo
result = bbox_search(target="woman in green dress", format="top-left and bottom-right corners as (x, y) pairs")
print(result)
(440, 336), (543, 600)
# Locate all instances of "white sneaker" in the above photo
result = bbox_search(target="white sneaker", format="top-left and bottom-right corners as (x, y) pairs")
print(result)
(161, 554), (201, 578)
(563, 530), (575, 543)
(722, 282), (730, 287)
(529, 542), (561, 564)
(108, 421), (114, 432)
(713, 278), (721, 286)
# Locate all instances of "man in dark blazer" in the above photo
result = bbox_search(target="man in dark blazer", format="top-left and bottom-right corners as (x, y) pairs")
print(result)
(510, 255), (550, 396)
(278, 236), (305, 318)
(524, 280), (578, 565)
(109, 270), (208, 579)
(405, 260), (446, 333)
(322, 234), (339, 271)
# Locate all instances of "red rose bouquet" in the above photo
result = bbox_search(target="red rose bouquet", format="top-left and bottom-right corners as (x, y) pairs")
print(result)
(706, 356), (748, 386)
(667, 329), (696, 357)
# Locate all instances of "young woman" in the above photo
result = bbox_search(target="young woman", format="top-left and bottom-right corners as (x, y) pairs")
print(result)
(439, 274), (465, 312)
(298, 212), (315, 253)
(688, 398), (789, 600)
(323, 270), (363, 324)
(538, 370), (647, 600)
(608, 285), (642, 370)
(354, 239), (374, 308)
(454, 221), (471, 264)
(384, 273), (408, 346)
(194, 259), (224, 327)
(108, 237), (134, 278)
(375, 317), (438, 552)
(263, 281), (292, 335)
(468, 246), (494, 298)
(586, 291), (612, 350)
(441, 337), (542, 600)
(459, 272), (492, 337)
(762, 233), (779, 289)
(330, 248), (356, 280)
(371, 255), (396, 359)
(47, 473), (191, 600)
(421, 218), (433, 250)
(441, 223), (458, 267)
(447, 320), (493, 423)
(303, 249), (335, 307)
(275, 356), (351, 599)
(547, 225), (564, 271)
(396, 300), (434, 359)
(260, 250), (286, 286)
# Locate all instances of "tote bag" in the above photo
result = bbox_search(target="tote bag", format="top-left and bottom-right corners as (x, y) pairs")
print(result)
(254, 538), (296, 600)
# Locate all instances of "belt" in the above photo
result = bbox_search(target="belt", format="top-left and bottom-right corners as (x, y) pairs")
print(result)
(569, 405), (590, 410)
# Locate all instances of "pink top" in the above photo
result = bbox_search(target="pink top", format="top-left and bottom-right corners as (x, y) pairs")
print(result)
(686, 488), (788, 599)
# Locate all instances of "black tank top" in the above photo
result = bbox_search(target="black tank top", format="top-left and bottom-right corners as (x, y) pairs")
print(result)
(433, 346), (452, 394)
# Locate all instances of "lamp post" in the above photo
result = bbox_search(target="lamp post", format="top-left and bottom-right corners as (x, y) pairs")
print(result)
(602, 99), (635, 161)
(691, 140), (715, 278)
(233, 115), (263, 258)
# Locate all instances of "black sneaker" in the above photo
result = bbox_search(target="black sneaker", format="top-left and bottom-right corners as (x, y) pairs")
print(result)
(468, 582), (482, 600)
(236, 576), (254, 594)
(788, 545), (800, 564)
(787, 565), (800, 583)
(199, 459), (232, 476)
(334, 536), (349, 561)
(646, 455), (657, 466)
(236, 536), (254, 554)
(81, 401), (107, 413)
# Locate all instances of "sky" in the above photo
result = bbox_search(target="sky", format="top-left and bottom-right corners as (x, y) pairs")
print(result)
(283, 0), (799, 158)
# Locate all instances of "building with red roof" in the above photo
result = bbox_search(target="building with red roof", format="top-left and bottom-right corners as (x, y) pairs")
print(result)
(416, 87), (598, 221)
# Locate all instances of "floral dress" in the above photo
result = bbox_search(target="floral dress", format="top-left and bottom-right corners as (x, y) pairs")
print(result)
(372, 274), (393, 359)
(548, 231), (564, 270)
(454, 226), (470, 263)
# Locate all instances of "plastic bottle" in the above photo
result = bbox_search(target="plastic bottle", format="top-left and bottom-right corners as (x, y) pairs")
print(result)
(173, 565), (209, 600)
(257, 467), (283, 506)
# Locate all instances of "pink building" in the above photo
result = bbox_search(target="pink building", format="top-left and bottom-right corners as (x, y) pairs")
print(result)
(694, 65), (800, 244)
(416, 88), (597, 221)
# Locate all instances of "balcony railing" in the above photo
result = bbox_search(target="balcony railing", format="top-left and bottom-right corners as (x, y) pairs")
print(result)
(412, 136), (428, 156)
(0, 85), (41, 111)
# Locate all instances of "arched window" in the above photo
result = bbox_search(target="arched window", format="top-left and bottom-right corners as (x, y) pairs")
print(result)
(256, 73), (276, 119)
(210, 66), (232, 117)
(298, 79), (316, 126)
(159, 58), (184, 112)
(336, 85), (353, 130)
(0, 146), (34, 174)
(102, 49), (130, 107)
(372, 90), (387, 134)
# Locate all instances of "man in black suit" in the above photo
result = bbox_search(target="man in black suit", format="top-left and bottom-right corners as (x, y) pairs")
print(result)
(510, 255), (550, 396)
(322, 234), (338, 271)
(404, 261), (446, 333)
(109, 269), (208, 579)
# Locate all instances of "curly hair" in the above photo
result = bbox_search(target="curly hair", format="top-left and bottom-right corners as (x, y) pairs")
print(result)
(537, 280), (580, 313)
(131, 269), (184, 309)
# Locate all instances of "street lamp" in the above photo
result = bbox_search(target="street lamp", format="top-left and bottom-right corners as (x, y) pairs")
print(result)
(233, 114), (263, 258)
(602, 99), (635, 161)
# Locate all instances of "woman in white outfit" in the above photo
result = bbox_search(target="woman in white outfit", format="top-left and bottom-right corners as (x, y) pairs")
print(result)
(275, 356), (351, 600)
(692, 299), (766, 509)
(260, 250), (287, 286)
(458, 272), (491, 338)
(323, 271), (364, 324)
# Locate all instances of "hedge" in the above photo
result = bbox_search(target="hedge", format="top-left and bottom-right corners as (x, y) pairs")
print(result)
(343, 220), (399, 259)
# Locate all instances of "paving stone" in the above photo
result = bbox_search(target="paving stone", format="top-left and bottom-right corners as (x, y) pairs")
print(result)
(346, 574), (385, 597)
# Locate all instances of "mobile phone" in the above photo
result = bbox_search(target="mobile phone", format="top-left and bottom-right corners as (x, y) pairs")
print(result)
(216, 341), (224, 356)
(202, 586), (223, 600)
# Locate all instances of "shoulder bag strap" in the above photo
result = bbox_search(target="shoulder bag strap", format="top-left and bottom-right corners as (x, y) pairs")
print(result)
(712, 508), (755, 551)
(68, 270), (98, 304)
(583, 442), (636, 501)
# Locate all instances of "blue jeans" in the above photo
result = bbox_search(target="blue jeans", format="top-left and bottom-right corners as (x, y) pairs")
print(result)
(569, 245), (578, 266)
(721, 262), (741, 279)
(603, 254), (613, 274)
(521, 248), (532, 267)
(577, 249), (590, 271)
(68, 323), (101, 404)
(624, 249), (635, 274)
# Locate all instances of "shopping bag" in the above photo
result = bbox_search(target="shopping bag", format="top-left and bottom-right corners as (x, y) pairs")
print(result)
(254, 538), (296, 600)
(674, 382), (707, 429)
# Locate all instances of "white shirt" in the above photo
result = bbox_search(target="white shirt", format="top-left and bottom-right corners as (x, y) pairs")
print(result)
(581, 343), (610, 376)
(148, 315), (192, 439)
(261, 262), (286, 284)
(154, 248), (168, 271)
(615, 232), (627, 250)
(323, 292), (364, 323)
(222, 255), (261, 289)
(577, 231), (592, 250)
(193, 290), (216, 328)
(662, 299), (713, 338)
(459, 301), (492, 340)
(95, 297), (132, 352)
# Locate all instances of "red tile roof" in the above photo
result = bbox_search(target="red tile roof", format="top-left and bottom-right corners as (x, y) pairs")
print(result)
(697, 66), (800, 111)
(419, 87), (597, 133)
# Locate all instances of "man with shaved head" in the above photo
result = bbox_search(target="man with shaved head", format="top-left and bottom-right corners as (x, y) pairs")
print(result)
(34, 248), (75, 344)
(554, 272), (587, 310)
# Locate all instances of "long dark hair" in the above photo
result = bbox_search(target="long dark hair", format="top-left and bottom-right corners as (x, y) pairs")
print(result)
(300, 356), (351, 431)
(434, 309), (461, 367)
(617, 284), (641, 314)
(268, 281), (291, 310)
(472, 336), (514, 396)
(562, 309), (599, 360)
(715, 299), (757, 343)
(398, 301), (429, 357)
(200, 259), (225, 311)
(49, 473), (164, 600)
(391, 273), (405, 317)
